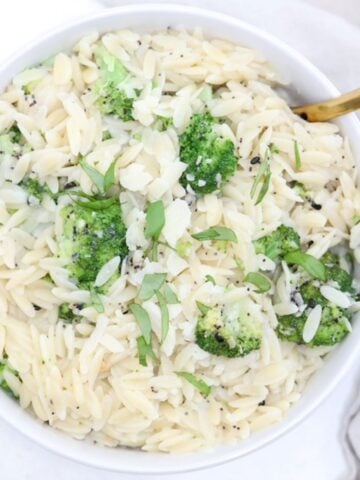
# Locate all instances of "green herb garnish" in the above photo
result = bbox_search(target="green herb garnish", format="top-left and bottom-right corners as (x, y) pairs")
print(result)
(353, 215), (360, 225)
(71, 195), (117, 211)
(144, 200), (165, 261)
(144, 201), (165, 240)
(130, 304), (152, 345)
(176, 371), (211, 397)
(156, 291), (169, 343)
(192, 226), (237, 243)
(162, 284), (179, 304)
(244, 272), (272, 293)
(251, 144), (277, 205)
(137, 273), (167, 301)
(90, 286), (104, 313)
(205, 275), (216, 285)
(294, 140), (302, 170)
(196, 301), (211, 316)
(137, 336), (158, 367)
(79, 158), (117, 194)
(284, 250), (327, 281)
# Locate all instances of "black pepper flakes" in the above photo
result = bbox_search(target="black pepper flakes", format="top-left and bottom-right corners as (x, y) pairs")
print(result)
(250, 156), (261, 165)
(310, 201), (322, 210)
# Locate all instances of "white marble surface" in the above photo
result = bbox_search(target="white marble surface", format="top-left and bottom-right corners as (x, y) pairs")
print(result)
(0, 0), (359, 478)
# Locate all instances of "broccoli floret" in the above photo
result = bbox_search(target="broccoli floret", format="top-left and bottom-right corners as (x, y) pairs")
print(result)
(276, 308), (349, 346)
(0, 124), (26, 155)
(94, 47), (135, 121)
(59, 197), (128, 291)
(277, 269), (352, 347)
(8, 125), (23, 144)
(154, 116), (173, 132)
(276, 300), (349, 347)
(0, 360), (19, 398)
(195, 302), (262, 357)
(321, 252), (354, 293)
(102, 130), (113, 141)
(300, 281), (327, 307)
(20, 177), (55, 202)
(254, 225), (300, 261)
(176, 240), (192, 258)
(179, 112), (238, 195)
(58, 303), (81, 323)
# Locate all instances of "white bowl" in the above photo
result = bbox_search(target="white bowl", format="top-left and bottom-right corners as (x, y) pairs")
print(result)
(0, 3), (359, 475)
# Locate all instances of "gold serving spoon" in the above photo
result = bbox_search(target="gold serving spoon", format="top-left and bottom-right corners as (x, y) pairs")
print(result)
(292, 88), (360, 122)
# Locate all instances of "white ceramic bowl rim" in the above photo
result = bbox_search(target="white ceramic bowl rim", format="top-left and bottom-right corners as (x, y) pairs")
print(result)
(0, 3), (359, 475)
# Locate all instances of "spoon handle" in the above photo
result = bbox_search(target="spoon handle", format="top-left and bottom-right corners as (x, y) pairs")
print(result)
(292, 88), (360, 122)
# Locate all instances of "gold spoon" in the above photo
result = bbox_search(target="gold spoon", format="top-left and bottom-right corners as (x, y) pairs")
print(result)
(291, 88), (360, 122)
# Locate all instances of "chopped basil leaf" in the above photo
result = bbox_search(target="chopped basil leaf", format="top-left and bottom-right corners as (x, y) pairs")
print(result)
(251, 144), (275, 205)
(176, 371), (211, 397)
(284, 250), (326, 281)
(130, 303), (152, 344)
(90, 286), (104, 313)
(80, 158), (116, 194)
(255, 171), (272, 206)
(149, 241), (160, 262)
(192, 226), (237, 243)
(250, 148), (270, 198)
(294, 140), (302, 170)
(205, 274), (216, 285)
(244, 272), (272, 293)
(79, 158), (106, 193)
(71, 195), (117, 211)
(137, 336), (157, 367)
(156, 291), (169, 343)
(163, 283), (179, 304)
(353, 214), (360, 225)
(144, 201), (165, 240)
(138, 273), (167, 301)
(196, 301), (211, 316)
(103, 159), (117, 192)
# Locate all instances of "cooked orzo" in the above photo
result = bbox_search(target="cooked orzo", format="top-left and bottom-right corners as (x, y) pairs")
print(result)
(0, 27), (359, 453)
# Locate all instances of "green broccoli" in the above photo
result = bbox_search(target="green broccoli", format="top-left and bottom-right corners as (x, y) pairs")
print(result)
(0, 360), (19, 398)
(20, 177), (55, 203)
(195, 302), (262, 357)
(179, 112), (238, 195)
(321, 251), (354, 293)
(0, 124), (26, 156)
(59, 197), (128, 291)
(276, 250), (355, 347)
(276, 307), (349, 346)
(254, 225), (300, 261)
(94, 47), (136, 121)
(102, 130), (113, 141)
(154, 116), (173, 132)
(277, 280), (350, 346)
(58, 303), (81, 323)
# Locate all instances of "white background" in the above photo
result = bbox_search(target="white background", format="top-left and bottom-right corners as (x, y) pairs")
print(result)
(0, 1), (359, 479)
